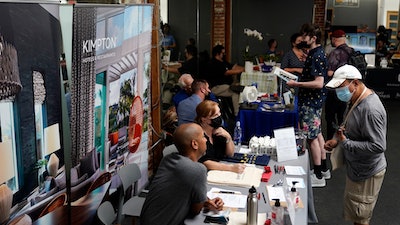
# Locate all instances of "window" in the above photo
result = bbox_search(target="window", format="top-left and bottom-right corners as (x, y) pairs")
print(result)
(386, 11), (398, 45)
(0, 102), (19, 192)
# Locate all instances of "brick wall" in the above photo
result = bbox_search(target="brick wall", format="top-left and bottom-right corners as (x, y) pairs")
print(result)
(314, 0), (327, 40)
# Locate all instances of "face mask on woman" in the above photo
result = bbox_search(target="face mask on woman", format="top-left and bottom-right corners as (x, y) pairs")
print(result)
(209, 116), (223, 128)
(335, 81), (354, 102)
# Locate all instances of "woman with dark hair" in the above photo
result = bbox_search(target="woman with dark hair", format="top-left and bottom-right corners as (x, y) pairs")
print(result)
(195, 100), (245, 173)
(266, 38), (283, 58)
(281, 33), (306, 76)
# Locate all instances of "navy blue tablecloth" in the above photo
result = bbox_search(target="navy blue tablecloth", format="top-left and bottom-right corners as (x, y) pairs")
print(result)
(238, 102), (298, 143)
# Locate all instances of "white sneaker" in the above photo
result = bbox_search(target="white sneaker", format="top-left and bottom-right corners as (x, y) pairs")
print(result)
(322, 170), (331, 180)
(311, 173), (326, 188)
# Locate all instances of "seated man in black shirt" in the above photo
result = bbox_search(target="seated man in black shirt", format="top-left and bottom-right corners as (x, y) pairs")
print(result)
(205, 45), (244, 116)
(163, 44), (199, 78)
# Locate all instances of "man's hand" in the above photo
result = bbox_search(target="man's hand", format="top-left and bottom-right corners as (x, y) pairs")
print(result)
(286, 80), (297, 87)
(206, 197), (224, 211)
(324, 139), (338, 151)
(337, 127), (347, 142)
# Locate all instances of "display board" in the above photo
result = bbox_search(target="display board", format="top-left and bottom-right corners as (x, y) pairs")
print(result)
(71, 4), (153, 190)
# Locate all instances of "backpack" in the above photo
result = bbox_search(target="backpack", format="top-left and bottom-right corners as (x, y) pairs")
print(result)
(347, 48), (368, 78)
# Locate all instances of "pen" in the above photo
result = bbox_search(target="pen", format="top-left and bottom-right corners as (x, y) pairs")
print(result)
(219, 191), (235, 194)
(262, 192), (267, 204)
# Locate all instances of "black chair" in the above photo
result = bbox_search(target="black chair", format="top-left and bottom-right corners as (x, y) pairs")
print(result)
(216, 96), (236, 134)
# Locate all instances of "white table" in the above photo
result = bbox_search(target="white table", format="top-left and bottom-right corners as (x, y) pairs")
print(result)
(185, 151), (315, 225)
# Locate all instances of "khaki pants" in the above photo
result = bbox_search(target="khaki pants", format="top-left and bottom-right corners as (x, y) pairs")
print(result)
(211, 84), (239, 116)
(344, 169), (386, 224)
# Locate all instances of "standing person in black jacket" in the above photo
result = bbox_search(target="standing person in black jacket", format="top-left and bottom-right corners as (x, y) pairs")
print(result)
(326, 29), (352, 140)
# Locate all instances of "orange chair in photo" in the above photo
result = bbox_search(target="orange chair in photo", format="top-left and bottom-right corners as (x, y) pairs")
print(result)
(86, 172), (111, 196)
(38, 193), (67, 218)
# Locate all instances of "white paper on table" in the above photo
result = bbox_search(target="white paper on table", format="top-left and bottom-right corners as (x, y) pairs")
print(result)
(285, 177), (306, 188)
(207, 166), (264, 188)
(227, 212), (266, 225)
(273, 127), (298, 162)
(284, 165), (306, 176)
(266, 185), (287, 203)
(207, 188), (247, 208)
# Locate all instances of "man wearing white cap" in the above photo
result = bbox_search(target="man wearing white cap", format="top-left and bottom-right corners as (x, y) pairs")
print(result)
(325, 64), (387, 225)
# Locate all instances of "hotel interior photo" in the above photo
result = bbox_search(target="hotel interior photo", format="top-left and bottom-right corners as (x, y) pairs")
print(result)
(0, 0), (399, 225)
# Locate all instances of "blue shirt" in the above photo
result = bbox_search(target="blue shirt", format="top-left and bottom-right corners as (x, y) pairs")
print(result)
(173, 90), (218, 109)
(162, 34), (176, 48)
(298, 46), (328, 108)
(177, 94), (202, 125)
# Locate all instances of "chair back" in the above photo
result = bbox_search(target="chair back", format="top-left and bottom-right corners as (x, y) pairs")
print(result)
(97, 201), (116, 225)
(38, 193), (67, 218)
(86, 172), (111, 195)
(117, 163), (141, 194)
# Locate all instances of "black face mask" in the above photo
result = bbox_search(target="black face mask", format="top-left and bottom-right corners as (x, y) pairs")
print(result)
(203, 90), (210, 99)
(296, 41), (311, 50)
(209, 116), (223, 128)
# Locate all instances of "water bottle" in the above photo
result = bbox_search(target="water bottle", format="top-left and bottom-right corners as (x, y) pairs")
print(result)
(246, 186), (258, 225)
(233, 121), (242, 152)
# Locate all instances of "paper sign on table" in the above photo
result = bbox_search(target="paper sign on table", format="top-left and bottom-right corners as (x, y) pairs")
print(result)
(284, 166), (306, 176)
(273, 127), (298, 162)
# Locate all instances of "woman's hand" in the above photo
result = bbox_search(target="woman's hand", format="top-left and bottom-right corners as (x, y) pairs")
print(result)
(230, 164), (246, 174)
(213, 127), (231, 140)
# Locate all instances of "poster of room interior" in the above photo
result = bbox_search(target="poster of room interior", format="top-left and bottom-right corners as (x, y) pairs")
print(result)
(71, 4), (153, 189)
(0, 2), (64, 211)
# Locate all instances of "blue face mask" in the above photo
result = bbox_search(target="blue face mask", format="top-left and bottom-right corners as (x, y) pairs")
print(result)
(335, 82), (354, 102)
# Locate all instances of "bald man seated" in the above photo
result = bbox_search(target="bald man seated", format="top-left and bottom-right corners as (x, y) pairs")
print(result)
(140, 123), (224, 225)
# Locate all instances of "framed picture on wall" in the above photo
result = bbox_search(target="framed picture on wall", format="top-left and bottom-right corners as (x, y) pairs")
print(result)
(334, 0), (359, 8)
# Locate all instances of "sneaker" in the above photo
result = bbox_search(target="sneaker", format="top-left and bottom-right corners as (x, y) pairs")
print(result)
(311, 173), (326, 188)
(322, 170), (331, 180)
(311, 169), (331, 180)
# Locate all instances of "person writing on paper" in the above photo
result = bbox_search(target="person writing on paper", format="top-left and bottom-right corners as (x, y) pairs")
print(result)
(324, 65), (387, 225)
(141, 123), (224, 225)
(195, 100), (245, 173)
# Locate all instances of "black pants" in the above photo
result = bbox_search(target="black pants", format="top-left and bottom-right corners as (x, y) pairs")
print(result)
(324, 91), (347, 140)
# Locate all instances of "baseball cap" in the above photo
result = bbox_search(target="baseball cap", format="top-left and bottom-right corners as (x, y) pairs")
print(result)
(326, 64), (362, 88)
(331, 29), (346, 38)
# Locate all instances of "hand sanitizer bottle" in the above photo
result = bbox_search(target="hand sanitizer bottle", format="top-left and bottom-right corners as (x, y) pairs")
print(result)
(288, 181), (300, 209)
(271, 199), (284, 225)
